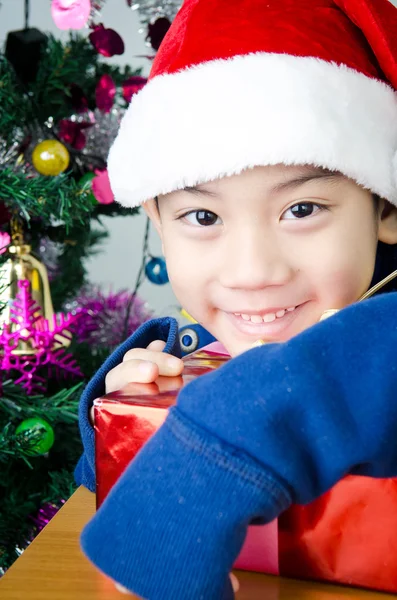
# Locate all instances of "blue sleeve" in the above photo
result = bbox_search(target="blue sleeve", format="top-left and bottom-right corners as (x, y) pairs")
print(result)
(74, 317), (182, 492)
(80, 293), (397, 600)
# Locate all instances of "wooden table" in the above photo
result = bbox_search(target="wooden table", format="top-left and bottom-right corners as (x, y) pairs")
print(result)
(0, 486), (392, 600)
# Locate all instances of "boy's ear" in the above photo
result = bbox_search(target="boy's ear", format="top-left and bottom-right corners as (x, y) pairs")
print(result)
(143, 199), (162, 237)
(378, 199), (397, 245)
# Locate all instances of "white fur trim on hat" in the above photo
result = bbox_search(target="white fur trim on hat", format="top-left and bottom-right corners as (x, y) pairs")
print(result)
(107, 53), (397, 207)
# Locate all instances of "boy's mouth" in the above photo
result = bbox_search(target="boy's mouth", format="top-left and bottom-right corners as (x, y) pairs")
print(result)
(225, 303), (306, 341)
(233, 306), (297, 324)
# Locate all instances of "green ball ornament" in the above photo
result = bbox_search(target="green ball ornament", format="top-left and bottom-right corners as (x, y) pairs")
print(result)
(16, 417), (55, 456)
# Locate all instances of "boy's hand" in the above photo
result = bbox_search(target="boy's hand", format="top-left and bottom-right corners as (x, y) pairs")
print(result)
(89, 340), (184, 425)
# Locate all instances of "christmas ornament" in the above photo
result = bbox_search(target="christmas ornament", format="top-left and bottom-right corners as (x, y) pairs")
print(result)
(89, 24), (124, 57)
(29, 500), (65, 539)
(147, 17), (171, 50)
(0, 280), (83, 393)
(130, 1), (181, 29)
(51, 0), (91, 30)
(0, 232), (11, 254)
(145, 256), (169, 284)
(92, 169), (113, 204)
(0, 220), (56, 335)
(15, 417), (55, 456)
(65, 285), (152, 348)
(122, 76), (147, 103)
(95, 74), (116, 113)
(87, 0), (107, 26)
(0, 136), (22, 171)
(5, 28), (47, 84)
(80, 108), (124, 162)
(32, 140), (70, 176)
(58, 119), (92, 150)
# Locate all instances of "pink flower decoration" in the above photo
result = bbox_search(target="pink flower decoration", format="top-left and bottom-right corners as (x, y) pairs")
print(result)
(96, 75), (116, 113)
(89, 24), (125, 57)
(122, 76), (147, 103)
(51, 0), (91, 31)
(0, 231), (10, 254)
(92, 169), (114, 204)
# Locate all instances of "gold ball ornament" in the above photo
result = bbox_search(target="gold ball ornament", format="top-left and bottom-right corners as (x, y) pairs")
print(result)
(32, 140), (70, 176)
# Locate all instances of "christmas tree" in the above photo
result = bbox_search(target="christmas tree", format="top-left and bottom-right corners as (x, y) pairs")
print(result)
(0, 0), (163, 574)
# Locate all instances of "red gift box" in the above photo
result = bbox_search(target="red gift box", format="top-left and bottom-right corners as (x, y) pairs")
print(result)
(94, 347), (397, 593)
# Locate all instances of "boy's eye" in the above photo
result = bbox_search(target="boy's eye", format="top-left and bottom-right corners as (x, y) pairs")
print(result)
(183, 210), (222, 226)
(281, 202), (324, 220)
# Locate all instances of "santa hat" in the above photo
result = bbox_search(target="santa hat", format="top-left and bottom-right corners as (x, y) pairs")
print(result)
(108, 0), (397, 207)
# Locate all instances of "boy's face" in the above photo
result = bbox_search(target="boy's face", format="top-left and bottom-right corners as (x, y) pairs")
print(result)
(145, 164), (390, 356)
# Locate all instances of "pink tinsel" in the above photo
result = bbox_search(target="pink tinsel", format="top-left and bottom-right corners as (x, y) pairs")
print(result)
(66, 286), (152, 348)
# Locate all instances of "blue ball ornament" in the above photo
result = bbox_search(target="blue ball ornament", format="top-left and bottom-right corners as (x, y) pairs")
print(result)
(145, 257), (169, 285)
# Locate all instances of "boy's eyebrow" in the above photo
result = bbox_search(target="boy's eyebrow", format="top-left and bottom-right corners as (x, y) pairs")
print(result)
(182, 168), (344, 198)
(183, 185), (219, 197)
(271, 168), (344, 194)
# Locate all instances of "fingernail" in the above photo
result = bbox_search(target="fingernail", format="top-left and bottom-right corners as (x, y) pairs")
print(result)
(167, 356), (181, 368)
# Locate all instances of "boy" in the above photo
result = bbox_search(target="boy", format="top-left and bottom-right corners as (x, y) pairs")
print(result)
(76, 0), (397, 598)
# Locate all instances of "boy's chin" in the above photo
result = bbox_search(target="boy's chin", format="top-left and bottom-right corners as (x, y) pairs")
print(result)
(220, 337), (267, 358)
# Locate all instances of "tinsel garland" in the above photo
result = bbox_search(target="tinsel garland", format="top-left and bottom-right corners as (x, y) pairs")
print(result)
(65, 285), (153, 348)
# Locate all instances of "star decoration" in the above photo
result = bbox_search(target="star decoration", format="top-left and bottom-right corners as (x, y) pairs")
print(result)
(0, 280), (83, 394)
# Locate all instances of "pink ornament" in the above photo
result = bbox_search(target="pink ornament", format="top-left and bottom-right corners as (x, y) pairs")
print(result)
(0, 231), (11, 254)
(51, 0), (91, 31)
(122, 76), (147, 103)
(92, 169), (114, 204)
(96, 74), (116, 113)
(0, 280), (83, 394)
(89, 24), (124, 57)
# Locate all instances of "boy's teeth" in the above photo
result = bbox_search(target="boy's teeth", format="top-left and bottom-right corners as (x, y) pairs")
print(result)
(250, 315), (264, 324)
(236, 306), (296, 324)
(262, 313), (276, 323)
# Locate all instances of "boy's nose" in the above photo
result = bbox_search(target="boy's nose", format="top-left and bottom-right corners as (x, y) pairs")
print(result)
(218, 228), (294, 291)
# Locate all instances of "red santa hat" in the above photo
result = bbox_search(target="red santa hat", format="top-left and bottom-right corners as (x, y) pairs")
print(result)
(108, 0), (397, 207)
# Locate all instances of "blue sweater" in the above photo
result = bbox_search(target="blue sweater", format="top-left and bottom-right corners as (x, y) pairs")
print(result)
(76, 294), (397, 599)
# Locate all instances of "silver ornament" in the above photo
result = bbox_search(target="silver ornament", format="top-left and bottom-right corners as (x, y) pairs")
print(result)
(129, 0), (181, 26)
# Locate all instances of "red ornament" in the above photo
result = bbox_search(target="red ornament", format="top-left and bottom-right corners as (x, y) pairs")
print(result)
(58, 119), (92, 150)
(89, 24), (124, 57)
(122, 76), (147, 103)
(96, 74), (116, 113)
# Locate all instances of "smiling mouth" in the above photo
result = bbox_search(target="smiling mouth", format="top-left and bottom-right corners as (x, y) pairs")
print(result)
(233, 306), (297, 324)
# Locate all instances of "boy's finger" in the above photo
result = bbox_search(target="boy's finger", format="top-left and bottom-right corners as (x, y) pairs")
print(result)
(105, 359), (160, 393)
(122, 349), (184, 376)
(230, 573), (239, 593)
(146, 339), (166, 351)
